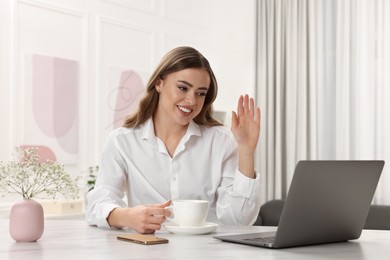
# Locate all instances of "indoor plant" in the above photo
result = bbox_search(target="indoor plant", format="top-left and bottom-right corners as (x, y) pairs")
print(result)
(86, 165), (99, 192)
(0, 147), (79, 242)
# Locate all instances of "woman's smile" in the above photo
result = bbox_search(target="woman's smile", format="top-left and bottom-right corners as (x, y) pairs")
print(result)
(177, 105), (193, 114)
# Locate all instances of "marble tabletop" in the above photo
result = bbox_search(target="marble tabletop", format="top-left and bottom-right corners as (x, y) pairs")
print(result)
(1, 219), (390, 260)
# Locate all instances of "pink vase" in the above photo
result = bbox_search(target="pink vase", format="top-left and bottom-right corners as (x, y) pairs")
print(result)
(9, 199), (44, 242)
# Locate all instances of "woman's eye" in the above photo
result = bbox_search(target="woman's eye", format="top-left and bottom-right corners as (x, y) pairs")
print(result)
(178, 86), (188, 91)
(197, 92), (207, 96)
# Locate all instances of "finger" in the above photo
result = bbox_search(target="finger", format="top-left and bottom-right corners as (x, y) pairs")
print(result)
(243, 94), (250, 116)
(255, 107), (261, 125)
(145, 223), (163, 231)
(148, 207), (171, 217)
(249, 97), (255, 119)
(140, 205), (170, 218)
(149, 214), (167, 225)
(139, 227), (157, 234)
(231, 111), (238, 130)
(159, 200), (171, 207)
(137, 217), (165, 233)
(236, 95), (244, 117)
(141, 230), (156, 234)
(147, 200), (171, 208)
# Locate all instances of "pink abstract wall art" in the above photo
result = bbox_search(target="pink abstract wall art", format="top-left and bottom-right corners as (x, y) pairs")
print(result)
(31, 54), (79, 154)
(24, 53), (79, 164)
(107, 69), (146, 130)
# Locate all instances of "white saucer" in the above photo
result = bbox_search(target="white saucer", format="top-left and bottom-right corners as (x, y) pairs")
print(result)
(164, 222), (218, 235)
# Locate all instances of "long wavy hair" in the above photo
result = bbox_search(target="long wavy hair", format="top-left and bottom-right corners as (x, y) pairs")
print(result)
(123, 46), (222, 128)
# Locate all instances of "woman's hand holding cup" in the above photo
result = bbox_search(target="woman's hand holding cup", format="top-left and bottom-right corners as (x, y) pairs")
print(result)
(107, 200), (172, 234)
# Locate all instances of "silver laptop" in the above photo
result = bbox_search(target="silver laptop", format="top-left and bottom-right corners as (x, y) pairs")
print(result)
(214, 160), (385, 249)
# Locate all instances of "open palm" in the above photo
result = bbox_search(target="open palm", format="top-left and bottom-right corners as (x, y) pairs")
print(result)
(231, 95), (261, 152)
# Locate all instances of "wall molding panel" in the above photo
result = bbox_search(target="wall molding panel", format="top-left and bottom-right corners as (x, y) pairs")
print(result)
(16, 0), (89, 168)
(18, 0), (87, 18)
(160, 0), (209, 28)
(96, 15), (156, 146)
(101, 0), (158, 15)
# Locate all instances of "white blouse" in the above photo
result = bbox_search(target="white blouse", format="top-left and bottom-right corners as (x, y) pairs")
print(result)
(86, 118), (261, 228)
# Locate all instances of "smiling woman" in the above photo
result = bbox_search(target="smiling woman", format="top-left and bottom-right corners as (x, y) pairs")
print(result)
(85, 46), (262, 234)
(154, 68), (211, 136)
(123, 46), (221, 129)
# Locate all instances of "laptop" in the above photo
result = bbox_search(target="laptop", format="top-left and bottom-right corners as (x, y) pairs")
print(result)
(213, 160), (385, 249)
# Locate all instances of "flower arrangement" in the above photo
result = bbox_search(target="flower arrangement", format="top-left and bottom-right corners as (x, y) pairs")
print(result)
(0, 147), (79, 200)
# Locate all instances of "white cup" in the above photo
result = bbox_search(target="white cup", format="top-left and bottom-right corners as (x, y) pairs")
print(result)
(166, 200), (209, 227)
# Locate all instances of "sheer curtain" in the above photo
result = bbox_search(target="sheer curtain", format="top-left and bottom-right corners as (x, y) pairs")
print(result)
(335, 0), (390, 204)
(256, 0), (323, 203)
(256, 0), (390, 204)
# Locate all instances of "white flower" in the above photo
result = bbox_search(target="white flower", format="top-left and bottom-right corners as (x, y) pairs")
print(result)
(0, 147), (80, 200)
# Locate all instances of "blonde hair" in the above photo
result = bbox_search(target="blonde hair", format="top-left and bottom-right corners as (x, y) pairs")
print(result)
(123, 46), (222, 128)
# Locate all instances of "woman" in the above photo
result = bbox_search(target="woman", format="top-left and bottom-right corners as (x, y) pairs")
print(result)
(86, 46), (261, 234)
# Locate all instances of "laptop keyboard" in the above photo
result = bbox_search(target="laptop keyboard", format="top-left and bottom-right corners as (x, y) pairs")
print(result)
(244, 236), (275, 244)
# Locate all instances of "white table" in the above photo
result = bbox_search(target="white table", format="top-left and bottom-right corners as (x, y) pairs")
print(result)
(1, 220), (390, 260)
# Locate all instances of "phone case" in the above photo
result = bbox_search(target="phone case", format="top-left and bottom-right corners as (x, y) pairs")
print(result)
(117, 234), (169, 245)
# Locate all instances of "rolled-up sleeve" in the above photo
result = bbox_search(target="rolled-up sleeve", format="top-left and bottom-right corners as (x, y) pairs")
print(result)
(215, 135), (261, 226)
(85, 134), (127, 228)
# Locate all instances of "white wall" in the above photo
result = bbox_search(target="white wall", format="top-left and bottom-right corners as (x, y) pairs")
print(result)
(0, 0), (14, 161)
(0, 0), (256, 196)
(209, 0), (257, 114)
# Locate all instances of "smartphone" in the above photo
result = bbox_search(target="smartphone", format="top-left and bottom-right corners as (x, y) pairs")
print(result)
(117, 234), (169, 245)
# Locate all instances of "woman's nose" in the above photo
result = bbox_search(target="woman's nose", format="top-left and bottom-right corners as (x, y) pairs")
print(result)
(185, 93), (196, 104)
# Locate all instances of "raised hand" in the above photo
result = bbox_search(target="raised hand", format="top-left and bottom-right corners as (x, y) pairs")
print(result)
(231, 94), (261, 178)
(231, 94), (261, 151)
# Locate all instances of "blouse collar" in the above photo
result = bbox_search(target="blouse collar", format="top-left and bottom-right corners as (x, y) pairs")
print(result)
(142, 117), (202, 144)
